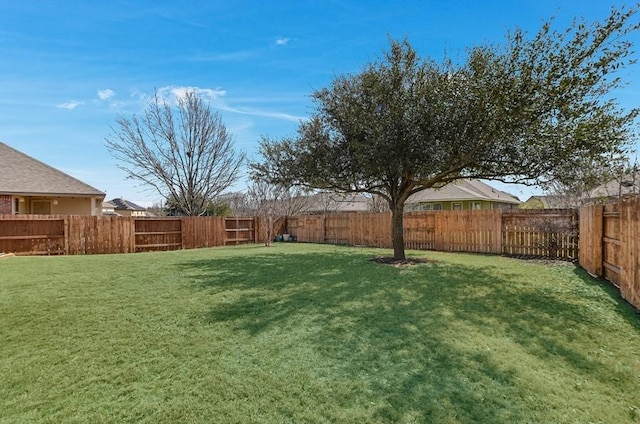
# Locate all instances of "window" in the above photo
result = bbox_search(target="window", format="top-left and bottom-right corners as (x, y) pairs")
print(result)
(31, 200), (51, 215)
(13, 197), (19, 214)
(418, 203), (442, 211)
(490, 202), (510, 209)
(452, 202), (463, 211)
(471, 202), (482, 210)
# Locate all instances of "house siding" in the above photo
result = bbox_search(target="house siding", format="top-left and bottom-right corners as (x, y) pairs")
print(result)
(5, 196), (101, 216)
(405, 200), (518, 212)
(48, 197), (95, 215)
(408, 200), (517, 211)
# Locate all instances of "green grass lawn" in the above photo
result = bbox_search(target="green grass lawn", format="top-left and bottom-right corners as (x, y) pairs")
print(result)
(1, 243), (640, 423)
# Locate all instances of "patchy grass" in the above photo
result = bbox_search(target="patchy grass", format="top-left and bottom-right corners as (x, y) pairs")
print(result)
(1, 243), (640, 423)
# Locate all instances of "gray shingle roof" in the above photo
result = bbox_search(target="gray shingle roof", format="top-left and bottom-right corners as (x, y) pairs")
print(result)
(304, 192), (371, 213)
(0, 142), (105, 197)
(590, 174), (640, 199)
(407, 179), (521, 204)
(107, 198), (146, 211)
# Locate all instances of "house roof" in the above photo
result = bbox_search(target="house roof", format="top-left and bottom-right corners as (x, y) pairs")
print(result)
(522, 195), (569, 209)
(590, 173), (640, 199)
(304, 192), (371, 213)
(0, 142), (105, 197)
(407, 179), (521, 205)
(107, 198), (146, 211)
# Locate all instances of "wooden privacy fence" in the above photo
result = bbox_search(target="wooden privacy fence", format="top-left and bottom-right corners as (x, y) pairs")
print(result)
(579, 198), (640, 309)
(0, 215), (256, 255)
(6, 204), (640, 309)
(288, 209), (579, 260)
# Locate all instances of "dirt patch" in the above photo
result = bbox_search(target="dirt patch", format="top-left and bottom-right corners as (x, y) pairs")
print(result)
(504, 255), (577, 267)
(523, 258), (577, 267)
(0, 253), (15, 260)
(371, 256), (435, 267)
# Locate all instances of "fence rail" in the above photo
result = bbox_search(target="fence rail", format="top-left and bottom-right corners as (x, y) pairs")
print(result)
(0, 215), (256, 255)
(287, 209), (579, 260)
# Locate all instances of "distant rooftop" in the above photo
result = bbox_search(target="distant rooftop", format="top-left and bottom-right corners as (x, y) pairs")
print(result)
(407, 179), (520, 204)
(107, 197), (146, 211)
(304, 192), (371, 213)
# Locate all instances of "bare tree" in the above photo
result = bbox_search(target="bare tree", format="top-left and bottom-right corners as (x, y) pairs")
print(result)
(105, 89), (245, 216)
(146, 201), (168, 217)
(367, 193), (388, 212)
(247, 180), (286, 246)
(542, 154), (630, 207)
(247, 180), (311, 245)
(278, 186), (312, 234)
(531, 215), (579, 259)
(219, 192), (253, 217)
(545, 155), (639, 206)
(594, 158), (640, 201)
(280, 186), (312, 218)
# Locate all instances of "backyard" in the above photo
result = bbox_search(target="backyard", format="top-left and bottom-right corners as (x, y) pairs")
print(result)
(1, 243), (640, 423)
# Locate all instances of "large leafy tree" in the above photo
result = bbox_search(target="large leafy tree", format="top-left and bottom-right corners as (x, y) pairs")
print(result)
(251, 7), (639, 260)
(105, 89), (245, 216)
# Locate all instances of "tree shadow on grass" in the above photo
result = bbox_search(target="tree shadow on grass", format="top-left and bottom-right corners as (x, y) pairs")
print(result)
(177, 249), (640, 423)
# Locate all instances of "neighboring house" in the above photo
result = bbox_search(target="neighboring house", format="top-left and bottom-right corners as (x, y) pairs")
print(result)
(405, 179), (521, 211)
(521, 195), (569, 209)
(303, 192), (372, 214)
(107, 198), (147, 217)
(589, 173), (640, 203)
(101, 200), (120, 216)
(0, 142), (105, 215)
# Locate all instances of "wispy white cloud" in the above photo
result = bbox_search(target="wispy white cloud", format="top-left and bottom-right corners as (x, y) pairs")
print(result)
(156, 85), (227, 105)
(147, 86), (307, 122)
(56, 100), (84, 110)
(275, 37), (290, 46)
(98, 89), (115, 100)
(217, 104), (306, 122)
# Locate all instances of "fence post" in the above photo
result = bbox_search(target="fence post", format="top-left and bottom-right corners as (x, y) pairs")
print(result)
(495, 209), (503, 254)
(63, 215), (69, 255)
(130, 217), (136, 253)
(579, 204), (603, 277)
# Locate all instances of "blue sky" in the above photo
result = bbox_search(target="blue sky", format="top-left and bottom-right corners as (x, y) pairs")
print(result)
(1, 1), (639, 206)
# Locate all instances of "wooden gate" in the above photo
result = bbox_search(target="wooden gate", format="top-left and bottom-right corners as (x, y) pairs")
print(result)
(225, 217), (256, 245)
(0, 216), (65, 255)
(135, 219), (182, 252)
(579, 199), (640, 309)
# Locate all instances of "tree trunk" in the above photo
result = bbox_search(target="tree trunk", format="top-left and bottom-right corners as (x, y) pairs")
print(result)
(391, 203), (405, 260)
(263, 215), (273, 246)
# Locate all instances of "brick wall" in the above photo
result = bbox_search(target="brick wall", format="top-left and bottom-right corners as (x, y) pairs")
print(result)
(0, 195), (12, 214)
